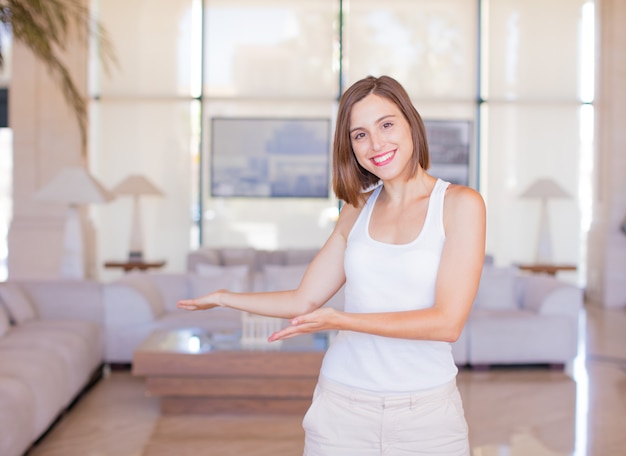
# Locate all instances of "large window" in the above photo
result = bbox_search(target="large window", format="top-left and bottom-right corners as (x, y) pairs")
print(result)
(481, 0), (594, 281)
(89, 0), (594, 280)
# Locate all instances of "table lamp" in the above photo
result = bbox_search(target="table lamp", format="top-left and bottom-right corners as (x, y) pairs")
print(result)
(112, 174), (164, 260)
(519, 178), (571, 263)
(35, 166), (114, 278)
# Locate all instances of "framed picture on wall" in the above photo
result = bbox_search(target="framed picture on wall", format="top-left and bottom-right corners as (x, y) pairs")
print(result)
(211, 117), (332, 198)
(424, 120), (472, 186)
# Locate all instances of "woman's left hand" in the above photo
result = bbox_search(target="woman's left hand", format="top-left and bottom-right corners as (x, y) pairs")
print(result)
(268, 307), (339, 342)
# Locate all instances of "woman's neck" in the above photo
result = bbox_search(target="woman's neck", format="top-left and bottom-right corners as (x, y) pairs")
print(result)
(379, 169), (437, 206)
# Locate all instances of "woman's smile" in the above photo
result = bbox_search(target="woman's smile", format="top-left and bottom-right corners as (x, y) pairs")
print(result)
(371, 150), (396, 166)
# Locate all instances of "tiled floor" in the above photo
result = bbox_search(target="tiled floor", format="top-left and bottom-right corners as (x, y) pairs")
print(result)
(27, 305), (626, 456)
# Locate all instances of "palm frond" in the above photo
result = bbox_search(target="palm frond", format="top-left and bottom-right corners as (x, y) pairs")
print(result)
(0, 0), (116, 156)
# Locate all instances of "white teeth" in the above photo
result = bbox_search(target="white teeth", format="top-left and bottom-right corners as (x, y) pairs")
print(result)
(372, 152), (393, 163)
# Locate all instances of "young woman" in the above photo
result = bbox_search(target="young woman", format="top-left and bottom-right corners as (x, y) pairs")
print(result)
(178, 75), (486, 455)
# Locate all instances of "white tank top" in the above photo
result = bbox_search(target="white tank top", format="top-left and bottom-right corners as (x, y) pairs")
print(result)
(320, 178), (458, 393)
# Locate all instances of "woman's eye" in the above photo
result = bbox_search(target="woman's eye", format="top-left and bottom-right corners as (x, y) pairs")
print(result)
(382, 122), (393, 129)
(353, 132), (365, 140)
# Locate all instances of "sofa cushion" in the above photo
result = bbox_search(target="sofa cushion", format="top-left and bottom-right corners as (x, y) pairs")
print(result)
(192, 264), (250, 294)
(285, 248), (319, 265)
(0, 283), (37, 324)
(263, 263), (308, 292)
(0, 376), (36, 456)
(194, 248), (221, 265)
(22, 319), (105, 367)
(0, 348), (69, 437)
(219, 247), (257, 269)
(186, 248), (221, 272)
(18, 280), (103, 323)
(474, 266), (520, 311)
(0, 325), (98, 395)
(254, 250), (287, 269)
(0, 305), (9, 337)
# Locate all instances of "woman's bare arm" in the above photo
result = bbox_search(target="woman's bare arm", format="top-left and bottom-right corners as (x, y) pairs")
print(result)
(269, 185), (486, 342)
(177, 203), (362, 319)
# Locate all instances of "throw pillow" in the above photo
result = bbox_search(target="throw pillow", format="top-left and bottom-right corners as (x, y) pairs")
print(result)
(196, 248), (220, 265)
(0, 283), (37, 324)
(193, 263), (251, 295)
(520, 274), (560, 312)
(263, 263), (309, 292)
(219, 248), (257, 270)
(285, 249), (318, 265)
(474, 266), (520, 311)
(187, 248), (221, 272)
(0, 305), (10, 336)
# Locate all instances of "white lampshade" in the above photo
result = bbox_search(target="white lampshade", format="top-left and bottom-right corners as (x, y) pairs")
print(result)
(35, 166), (114, 204)
(112, 174), (163, 196)
(519, 178), (571, 199)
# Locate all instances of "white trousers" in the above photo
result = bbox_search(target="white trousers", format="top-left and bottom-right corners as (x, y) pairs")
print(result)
(302, 375), (469, 456)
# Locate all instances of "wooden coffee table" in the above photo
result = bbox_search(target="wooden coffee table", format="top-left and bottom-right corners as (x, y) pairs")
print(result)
(132, 328), (327, 415)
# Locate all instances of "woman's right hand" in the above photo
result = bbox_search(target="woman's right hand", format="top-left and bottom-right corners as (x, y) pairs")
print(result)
(177, 289), (226, 311)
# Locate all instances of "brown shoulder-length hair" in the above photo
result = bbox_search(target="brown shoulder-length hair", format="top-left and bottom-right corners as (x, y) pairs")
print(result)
(332, 75), (430, 206)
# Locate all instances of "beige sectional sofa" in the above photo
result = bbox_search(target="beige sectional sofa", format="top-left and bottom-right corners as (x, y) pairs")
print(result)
(0, 280), (104, 456)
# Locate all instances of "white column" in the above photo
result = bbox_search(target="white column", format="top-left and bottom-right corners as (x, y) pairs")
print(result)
(586, 0), (626, 308)
(7, 5), (91, 279)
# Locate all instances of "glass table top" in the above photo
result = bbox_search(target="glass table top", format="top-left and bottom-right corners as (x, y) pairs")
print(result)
(139, 328), (333, 355)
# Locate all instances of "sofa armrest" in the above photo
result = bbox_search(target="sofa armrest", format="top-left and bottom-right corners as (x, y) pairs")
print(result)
(103, 278), (166, 328)
(18, 280), (104, 323)
(521, 275), (583, 320)
(538, 285), (583, 320)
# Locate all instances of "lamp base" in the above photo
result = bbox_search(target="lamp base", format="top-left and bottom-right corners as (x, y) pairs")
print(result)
(60, 206), (85, 279)
(128, 251), (144, 261)
(535, 198), (553, 263)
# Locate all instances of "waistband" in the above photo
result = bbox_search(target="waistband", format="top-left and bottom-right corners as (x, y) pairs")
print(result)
(316, 375), (458, 410)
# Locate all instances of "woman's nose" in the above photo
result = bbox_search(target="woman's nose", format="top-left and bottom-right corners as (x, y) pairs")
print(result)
(370, 131), (384, 151)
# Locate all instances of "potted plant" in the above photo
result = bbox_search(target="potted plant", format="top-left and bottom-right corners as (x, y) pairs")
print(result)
(0, 0), (115, 156)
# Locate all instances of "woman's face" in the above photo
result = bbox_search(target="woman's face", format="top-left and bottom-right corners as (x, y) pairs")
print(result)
(348, 93), (414, 183)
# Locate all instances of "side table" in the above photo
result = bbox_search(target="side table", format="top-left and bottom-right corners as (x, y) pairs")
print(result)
(515, 263), (577, 276)
(104, 260), (166, 273)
